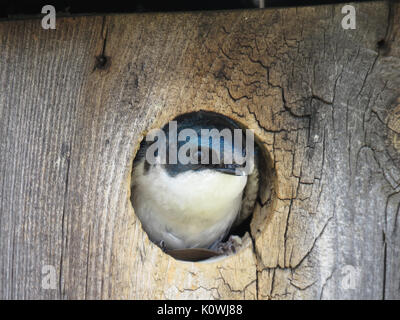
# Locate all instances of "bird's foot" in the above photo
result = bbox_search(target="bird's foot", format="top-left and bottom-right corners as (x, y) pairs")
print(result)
(216, 235), (242, 255)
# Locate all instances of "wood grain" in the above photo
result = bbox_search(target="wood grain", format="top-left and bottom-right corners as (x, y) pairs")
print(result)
(0, 2), (399, 299)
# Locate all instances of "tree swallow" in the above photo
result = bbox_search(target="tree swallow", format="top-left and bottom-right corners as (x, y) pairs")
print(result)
(131, 111), (259, 259)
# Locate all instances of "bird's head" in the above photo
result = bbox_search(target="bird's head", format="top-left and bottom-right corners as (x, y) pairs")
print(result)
(138, 111), (255, 177)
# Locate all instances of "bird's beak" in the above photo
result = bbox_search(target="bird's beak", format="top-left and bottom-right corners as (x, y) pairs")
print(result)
(215, 165), (248, 176)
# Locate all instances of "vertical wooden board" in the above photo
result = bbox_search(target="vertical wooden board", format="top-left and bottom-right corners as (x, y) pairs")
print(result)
(0, 2), (399, 299)
(0, 16), (105, 298)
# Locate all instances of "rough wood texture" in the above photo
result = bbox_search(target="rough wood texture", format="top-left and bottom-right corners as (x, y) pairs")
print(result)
(0, 2), (399, 299)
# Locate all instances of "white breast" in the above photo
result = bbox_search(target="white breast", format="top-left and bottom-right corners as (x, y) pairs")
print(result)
(132, 161), (248, 249)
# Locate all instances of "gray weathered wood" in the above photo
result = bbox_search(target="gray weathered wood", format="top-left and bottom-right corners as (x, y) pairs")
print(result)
(0, 2), (399, 299)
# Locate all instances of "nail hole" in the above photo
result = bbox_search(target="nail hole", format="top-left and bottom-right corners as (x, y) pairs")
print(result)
(95, 55), (109, 69)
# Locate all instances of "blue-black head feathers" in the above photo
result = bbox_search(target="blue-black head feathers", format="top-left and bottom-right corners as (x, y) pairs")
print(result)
(135, 111), (257, 176)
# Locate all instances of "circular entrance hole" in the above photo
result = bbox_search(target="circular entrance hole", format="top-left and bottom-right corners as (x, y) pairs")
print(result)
(130, 111), (273, 262)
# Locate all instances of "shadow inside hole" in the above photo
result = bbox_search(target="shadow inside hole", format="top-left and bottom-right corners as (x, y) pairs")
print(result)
(130, 111), (274, 262)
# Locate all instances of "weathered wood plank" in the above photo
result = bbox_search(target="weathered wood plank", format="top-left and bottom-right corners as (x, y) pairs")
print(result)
(0, 16), (105, 299)
(0, 2), (399, 299)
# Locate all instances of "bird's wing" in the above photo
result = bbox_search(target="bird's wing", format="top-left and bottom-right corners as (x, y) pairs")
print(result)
(235, 162), (259, 227)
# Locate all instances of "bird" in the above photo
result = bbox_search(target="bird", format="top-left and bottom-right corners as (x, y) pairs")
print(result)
(131, 111), (259, 259)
